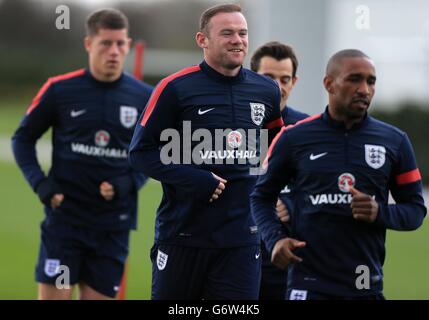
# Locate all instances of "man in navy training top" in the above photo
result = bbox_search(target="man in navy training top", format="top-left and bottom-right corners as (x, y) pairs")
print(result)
(250, 41), (309, 300)
(129, 4), (283, 299)
(251, 49), (426, 300)
(12, 9), (153, 300)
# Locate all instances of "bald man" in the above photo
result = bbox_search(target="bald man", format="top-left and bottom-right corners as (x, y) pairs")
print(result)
(251, 49), (426, 300)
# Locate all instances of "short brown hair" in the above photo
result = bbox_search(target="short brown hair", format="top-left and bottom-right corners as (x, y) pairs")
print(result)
(250, 41), (299, 77)
(86, 8), (129, 37)
(199, 3), (242, 34)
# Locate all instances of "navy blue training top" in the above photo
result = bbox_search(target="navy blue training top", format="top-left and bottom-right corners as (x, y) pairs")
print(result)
(12, 69), (153, 230)
(129, 60), (283, 248)
(251, 107), (426, 296)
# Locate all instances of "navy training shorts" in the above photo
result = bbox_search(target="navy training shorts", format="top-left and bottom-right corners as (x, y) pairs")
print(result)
(35, 217), (130, 298)
(151, 244), (261, 300)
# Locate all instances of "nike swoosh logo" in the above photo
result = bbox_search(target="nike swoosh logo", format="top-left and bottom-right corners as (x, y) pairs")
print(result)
(70, 109), (86, 118)
(198, 108), (214, 115)
(310, 152), (328, 160)
(255, 252), (260, 259)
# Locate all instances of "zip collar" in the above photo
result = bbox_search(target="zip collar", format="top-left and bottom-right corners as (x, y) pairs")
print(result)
(85, 68), (124, 87)
(322, 106), (369, 131)
(199, 60), (246, 84)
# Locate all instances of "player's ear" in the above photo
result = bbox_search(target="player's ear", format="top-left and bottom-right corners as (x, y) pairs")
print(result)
(323, 75), (334, 94)
(292, 75), (299, 87)
(124, 37), (132, 54)
(195, 31), (208, 49)
(84, 36), (92, 53)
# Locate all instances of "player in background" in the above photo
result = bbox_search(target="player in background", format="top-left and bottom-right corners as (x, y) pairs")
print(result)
(250, 41), (308, 300)
(12, 9), (153, 300)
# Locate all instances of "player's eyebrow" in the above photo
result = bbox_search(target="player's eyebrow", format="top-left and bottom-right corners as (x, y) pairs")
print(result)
(220, 28), (247, 33)
(346, 73), (376, 80)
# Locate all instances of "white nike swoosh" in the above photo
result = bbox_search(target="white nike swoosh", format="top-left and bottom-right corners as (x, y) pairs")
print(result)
(198, 108), (215, 115)
(255, 253), (260, 259)
(309, 152), (328, 160)
(70, 109), (86, 117)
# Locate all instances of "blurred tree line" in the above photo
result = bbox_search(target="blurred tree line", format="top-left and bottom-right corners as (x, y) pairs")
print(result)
(371, 102), (429, 185)
(0, 0), (212, 90)
(1, 1), (428, 185)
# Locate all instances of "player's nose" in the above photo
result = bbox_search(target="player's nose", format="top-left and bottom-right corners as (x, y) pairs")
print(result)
(357, 80), (370, 95)
(108, 43), (120, 56)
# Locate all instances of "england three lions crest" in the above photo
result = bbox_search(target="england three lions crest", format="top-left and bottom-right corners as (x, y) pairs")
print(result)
(365, 144), (386, 169)
(156, 249), (168, 271)
(250, 103), (265, 126)
(120, 106), (138, 128)
(44, 259), (60, 277)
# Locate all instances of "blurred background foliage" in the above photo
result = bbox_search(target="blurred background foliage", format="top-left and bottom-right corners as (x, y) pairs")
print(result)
(371, 103), (429, 185)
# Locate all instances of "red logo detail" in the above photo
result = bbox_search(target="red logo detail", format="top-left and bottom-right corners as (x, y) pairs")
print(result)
(338, 173), (355, 192)
(94, 130), (110, 147)
(227, 131), (242, 149)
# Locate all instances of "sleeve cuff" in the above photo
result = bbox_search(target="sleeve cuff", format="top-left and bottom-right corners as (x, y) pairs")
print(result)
(109, 174), (135, 199)
(36, 178), (60, 206)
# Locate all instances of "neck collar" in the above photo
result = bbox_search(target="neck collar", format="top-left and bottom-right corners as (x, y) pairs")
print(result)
(322, 106), (369, 131)
(86, 68), (124, 87)
(199, 60), (245, 83)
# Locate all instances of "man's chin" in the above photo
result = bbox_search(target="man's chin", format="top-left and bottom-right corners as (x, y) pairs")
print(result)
(351, 101), (369, 111)
(223, 65), (242, 74)
(224, 58), (244, 69)
(347, 109), (367, 121)
(102, 70), (121, 81)
(105, 65), (119, 71)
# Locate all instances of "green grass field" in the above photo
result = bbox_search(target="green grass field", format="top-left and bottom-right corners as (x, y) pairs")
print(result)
(0, 101), (26, 135)
(1, 102), (428, 300)
(0, 100), (158, 299)
(0, 159), (161, 300)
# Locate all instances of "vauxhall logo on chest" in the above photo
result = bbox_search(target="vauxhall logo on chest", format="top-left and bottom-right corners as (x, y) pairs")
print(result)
(309, 173), (356, 205)
(70, 129), (127, 159)
(309, 144), (385, 206)
(95, 130), (110, 147)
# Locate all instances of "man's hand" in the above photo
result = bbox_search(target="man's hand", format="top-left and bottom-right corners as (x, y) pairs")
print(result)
(50, 194), (64, 209)
(100, 181), (115, 201)
(209, 173), (227, 202)
(271, 237), (306, 270)
(36, 178), (63, 208)
(276, 198), (290, 224)
(350, 186), (378, 223)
